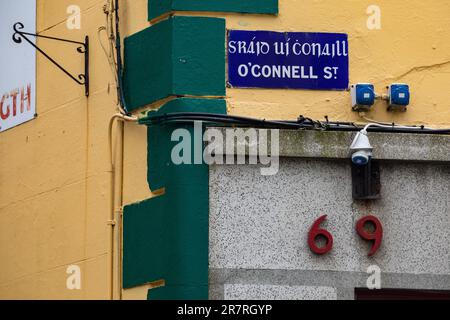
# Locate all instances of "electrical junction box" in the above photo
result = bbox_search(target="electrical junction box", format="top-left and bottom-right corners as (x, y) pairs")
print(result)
(352, 159), (381, 200)
(388, 83), (410, 111)
(351, 83), (375, 111)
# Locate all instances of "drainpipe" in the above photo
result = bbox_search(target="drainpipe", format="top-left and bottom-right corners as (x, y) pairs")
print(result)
(106, 0), (134, 300)
(108, 113), (137, 300)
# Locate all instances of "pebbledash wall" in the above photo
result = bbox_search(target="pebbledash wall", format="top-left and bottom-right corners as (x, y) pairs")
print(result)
(1, 0), (450, 300)
(208, 130), (450, 300)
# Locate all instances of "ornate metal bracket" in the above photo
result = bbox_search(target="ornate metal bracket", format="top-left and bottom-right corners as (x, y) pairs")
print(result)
(12, 22), (90, 97)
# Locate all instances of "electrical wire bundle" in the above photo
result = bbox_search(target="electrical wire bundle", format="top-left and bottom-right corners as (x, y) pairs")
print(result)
(139, 112), (450, 135)
(99, 0), (130, 116)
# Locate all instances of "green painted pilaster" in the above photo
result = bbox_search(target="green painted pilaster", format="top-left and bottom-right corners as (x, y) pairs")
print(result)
(148, 0), (279, 21)
(123, 98), (227, 300)
(123, 16), (226, 111)
(148, 286), (208, 300)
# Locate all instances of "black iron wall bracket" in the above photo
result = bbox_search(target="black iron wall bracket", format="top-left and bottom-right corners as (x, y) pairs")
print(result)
(12, 22), (89, 97)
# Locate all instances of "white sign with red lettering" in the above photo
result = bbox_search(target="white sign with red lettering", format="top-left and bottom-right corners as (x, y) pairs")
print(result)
(0, 0), (36, 133)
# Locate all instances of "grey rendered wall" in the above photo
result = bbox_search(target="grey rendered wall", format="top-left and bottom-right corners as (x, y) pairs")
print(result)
(208, 129), (450, 300)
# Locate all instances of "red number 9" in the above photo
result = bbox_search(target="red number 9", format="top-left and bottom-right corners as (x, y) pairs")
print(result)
(356, 215), (383, 257)
(308, 215), (333, 255)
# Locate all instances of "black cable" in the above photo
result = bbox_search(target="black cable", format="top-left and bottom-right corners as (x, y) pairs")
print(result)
(140, 113), (321, 129)
(329, 125), (450, 134)
(141, 112), (358, 129)
(139, 112), (450, 135)
(141, 116), (305, 129)
(142, 112), (317, 127)
(114, 0), (130, 115)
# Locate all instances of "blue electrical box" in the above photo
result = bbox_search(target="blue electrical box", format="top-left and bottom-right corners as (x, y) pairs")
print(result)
(351, 84), (375, 111)
(389, 84), (410, 111)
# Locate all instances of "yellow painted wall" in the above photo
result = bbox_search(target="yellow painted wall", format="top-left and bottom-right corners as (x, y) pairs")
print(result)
(225, 1), (450, 126)
(0, 0), (151, 300)
(1, 0), (450, 300)
(169, 1), (450, 126)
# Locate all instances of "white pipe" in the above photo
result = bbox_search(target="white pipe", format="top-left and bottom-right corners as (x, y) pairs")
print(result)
(108, 113), (137, 300)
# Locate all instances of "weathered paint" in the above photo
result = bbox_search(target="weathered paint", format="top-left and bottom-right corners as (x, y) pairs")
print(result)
(148, 0), (279, 21)
(123, 16), (226, 111)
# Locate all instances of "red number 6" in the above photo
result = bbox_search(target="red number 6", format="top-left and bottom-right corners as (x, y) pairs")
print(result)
(356, 215), (383, 257)
(308, 215), (333, 255)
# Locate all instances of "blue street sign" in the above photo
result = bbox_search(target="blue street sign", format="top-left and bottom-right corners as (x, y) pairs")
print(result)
(228, 30), (349, 91)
